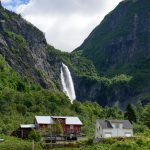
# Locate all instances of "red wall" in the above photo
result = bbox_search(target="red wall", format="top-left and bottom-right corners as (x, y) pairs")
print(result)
(36, 118), (82, 134)
(39, 124), (49, 129)
(53, 118), (81, 134)
(64, 125), (81, 134)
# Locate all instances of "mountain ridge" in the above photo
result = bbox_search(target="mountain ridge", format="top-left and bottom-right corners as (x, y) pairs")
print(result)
(72, 0), (150, 107)
(76, 0), (150, 75)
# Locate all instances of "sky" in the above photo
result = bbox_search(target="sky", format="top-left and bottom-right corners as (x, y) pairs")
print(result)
(1, 0), (123, 52)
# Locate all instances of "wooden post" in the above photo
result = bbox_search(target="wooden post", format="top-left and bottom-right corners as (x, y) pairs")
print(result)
(32, 140), (34, 150)
(21, 129), (23, 139)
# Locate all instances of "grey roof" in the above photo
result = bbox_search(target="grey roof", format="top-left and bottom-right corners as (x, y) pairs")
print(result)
(110, 120), (133, 129)
(35, 116), (54, 124)
(97, 120), (113, 129)
(20, 124), (35, 128)
(51, 116), (83, 125)
(97, 120), (133, 129)
(35, 116), (82, 125)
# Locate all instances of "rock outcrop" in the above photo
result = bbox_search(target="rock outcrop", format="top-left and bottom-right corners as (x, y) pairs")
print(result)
(0, 6), (62, 90)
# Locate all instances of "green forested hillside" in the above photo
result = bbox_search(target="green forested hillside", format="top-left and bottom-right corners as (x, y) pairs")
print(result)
(76, 0), (150, 75)
(72, 0), (150, 107)
(0, 54), (123, 136)
(0, 0), (149, 149)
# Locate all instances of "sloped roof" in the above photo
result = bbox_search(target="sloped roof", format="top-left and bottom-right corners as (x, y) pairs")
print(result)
(97, 120), (113, 129)
(66, 117), (83, 125)
(20, 124), (35, 128)
(109, 120), (133, 129)
(35, 116), (54, 124)
(35, 116), (82, 125)
(51, 116), (83, 125)
(97, 120), (133, 129)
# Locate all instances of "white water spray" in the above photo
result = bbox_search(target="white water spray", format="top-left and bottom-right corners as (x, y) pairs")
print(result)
(60, 63), (76, 103)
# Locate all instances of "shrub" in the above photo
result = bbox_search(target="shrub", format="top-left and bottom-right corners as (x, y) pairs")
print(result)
(102, 138), (117, 144)
(133, 123), (148, 133)
(111, 141), (138, 150)
(28, 129), (41, 142)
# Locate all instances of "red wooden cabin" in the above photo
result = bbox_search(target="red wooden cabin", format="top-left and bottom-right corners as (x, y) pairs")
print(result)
(35, 116), (83, 135)
(19, 116), (83, 139)
(51, 116), (82, 135)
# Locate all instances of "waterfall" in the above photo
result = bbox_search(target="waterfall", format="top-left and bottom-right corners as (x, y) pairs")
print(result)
(60, 63), (76, 103)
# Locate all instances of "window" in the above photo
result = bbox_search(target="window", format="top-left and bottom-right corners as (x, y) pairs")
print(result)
(105, 132), (112, 138)
(119, 124), (123, 129)
(70, 125), (74, 129)
(115, 124), (119, 128)
(125, 132), (132, 137)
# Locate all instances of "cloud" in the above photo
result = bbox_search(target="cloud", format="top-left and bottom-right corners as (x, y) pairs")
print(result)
(3, 0), (123, 52)
(1, 0), (29, 11)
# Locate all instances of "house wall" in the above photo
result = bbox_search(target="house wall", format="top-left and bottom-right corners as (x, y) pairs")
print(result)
(53, 118), (81, 135)
(38, 124), (49, 129)
(65, 125), (81, 134)
(21, 128), (32, 139)
(102, 129), (133, 138)
(95, 120), (103, 138)
(95, 121), (133, 138)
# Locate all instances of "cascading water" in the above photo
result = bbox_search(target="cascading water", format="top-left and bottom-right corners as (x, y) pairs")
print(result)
(60, 63), (76, 103)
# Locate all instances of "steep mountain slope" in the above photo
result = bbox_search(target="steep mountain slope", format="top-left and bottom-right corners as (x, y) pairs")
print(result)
(0, 4), (63, 90)
(0, 3), (100, 105)
(76, 0), (150, 75)
(73, 0), (150, 107)
(0, 0), (149, 109)
(0, 3), (111, 136)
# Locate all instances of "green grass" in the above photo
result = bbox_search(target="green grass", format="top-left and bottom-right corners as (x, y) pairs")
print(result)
(54, 135), (150, 150)
(0, 135), (42, 150)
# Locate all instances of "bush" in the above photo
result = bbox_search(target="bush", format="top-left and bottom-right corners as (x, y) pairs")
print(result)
(0, 135), (42, 150)
(103, 138), (117, 144)
(111, 141), (137, 150)
(28, 129), (41, 142)
(133, 123), (148, 133)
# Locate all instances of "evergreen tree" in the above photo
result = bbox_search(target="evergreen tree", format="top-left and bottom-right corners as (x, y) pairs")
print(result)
(124, 103), (137, 123)
(135, 101), (143, 122)
(142, 104), (150, 128)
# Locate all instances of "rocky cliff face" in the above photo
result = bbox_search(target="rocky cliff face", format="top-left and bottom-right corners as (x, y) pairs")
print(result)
(0, 0), (150, 108)
(74, 76), (133, 108)
(0, 5), (62, 90)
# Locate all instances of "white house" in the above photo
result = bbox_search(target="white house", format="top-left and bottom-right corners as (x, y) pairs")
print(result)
(95, 120), (133, 138)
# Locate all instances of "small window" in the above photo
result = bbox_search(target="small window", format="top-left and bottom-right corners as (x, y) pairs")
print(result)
(70, 125), (74, 129)
(119, 124), (123, 129)
(115, 124), (119, 128)
(125, 132), (132, 137)
(105, 133), (112, 138)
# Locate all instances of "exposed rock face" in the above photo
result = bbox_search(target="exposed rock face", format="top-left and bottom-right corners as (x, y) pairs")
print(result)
(74, 76), (133, 109)
(0, 7), (62, 89)
(0, 0), (150, 108)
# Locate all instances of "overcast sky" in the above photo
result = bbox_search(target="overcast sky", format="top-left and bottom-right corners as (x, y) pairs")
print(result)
(2, 0), (123, 52)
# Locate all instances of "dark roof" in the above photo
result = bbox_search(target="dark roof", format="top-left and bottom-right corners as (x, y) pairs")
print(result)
(97, 120), (113, 129)
(97, 120), (133, 129)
